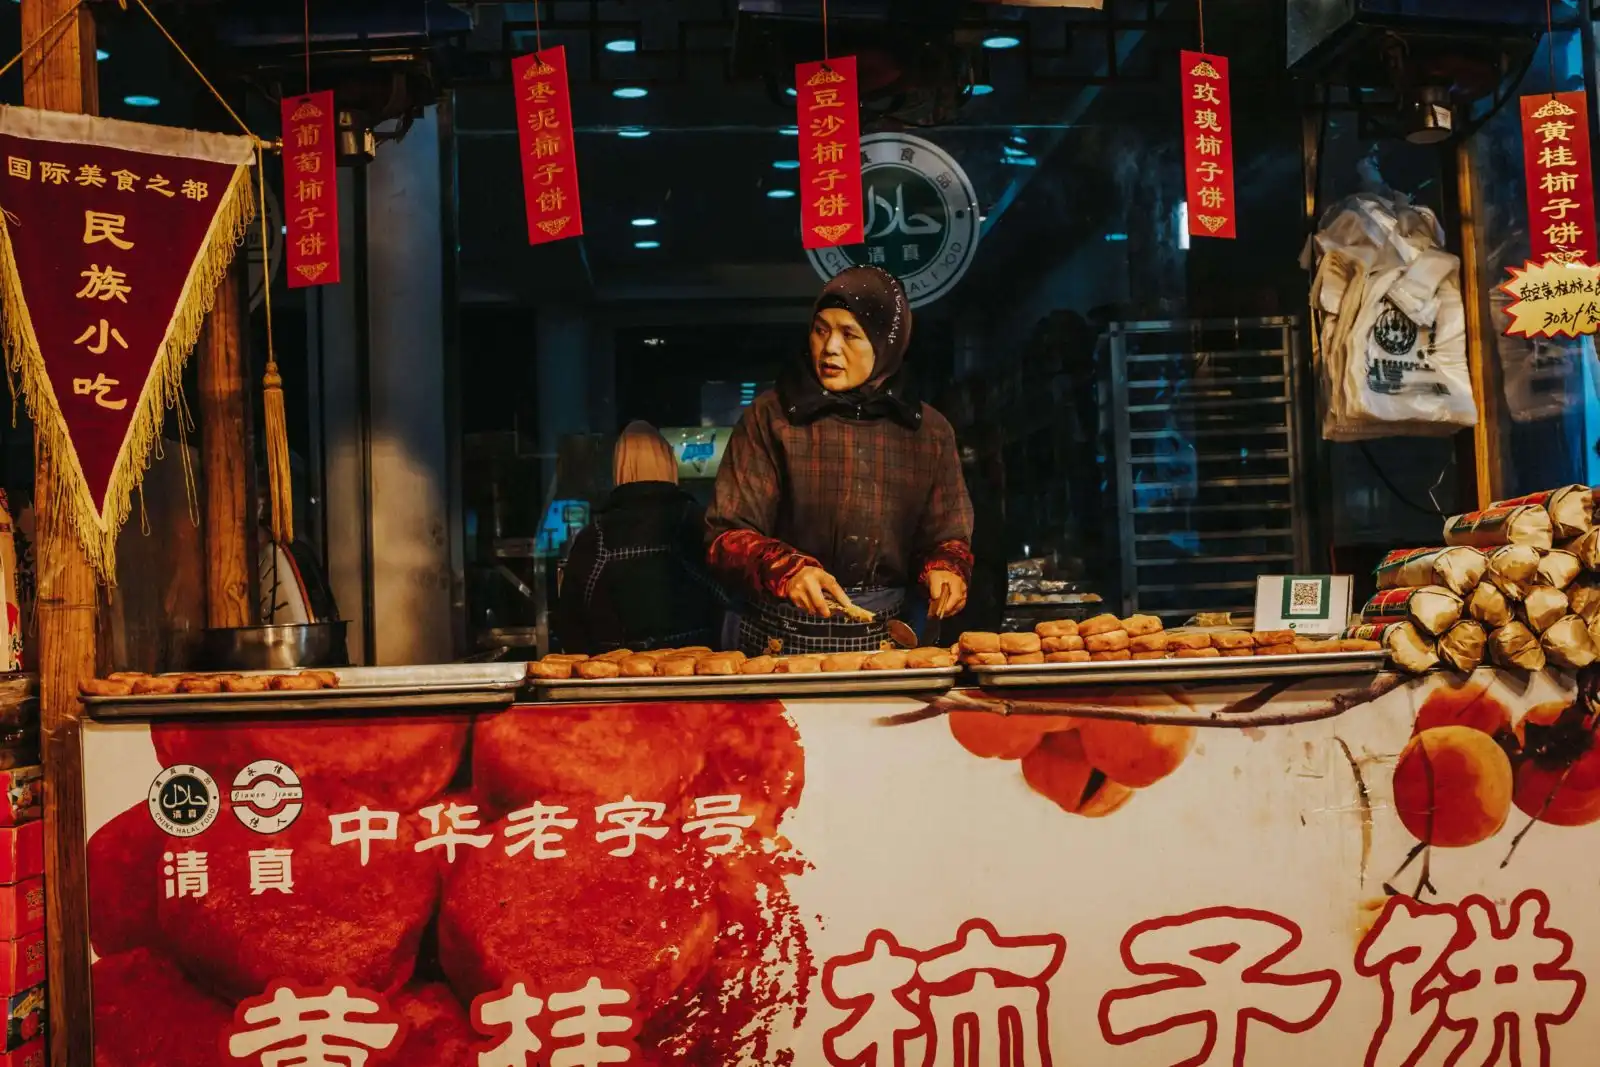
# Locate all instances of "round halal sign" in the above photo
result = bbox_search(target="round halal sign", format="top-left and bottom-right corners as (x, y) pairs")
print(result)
(806, 132), (980, 309)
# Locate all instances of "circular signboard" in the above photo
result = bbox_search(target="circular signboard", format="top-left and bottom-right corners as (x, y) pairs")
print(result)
(806, 132), (980, 309)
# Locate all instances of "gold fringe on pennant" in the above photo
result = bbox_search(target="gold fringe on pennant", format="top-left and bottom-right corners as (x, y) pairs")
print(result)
(0, 161), (255, 584)
(263, 362), (292, 544)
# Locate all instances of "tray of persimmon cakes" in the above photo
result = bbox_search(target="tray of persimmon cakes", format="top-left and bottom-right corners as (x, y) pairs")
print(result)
(964, 614), (1389, 688)
(527, 644), (960, 701)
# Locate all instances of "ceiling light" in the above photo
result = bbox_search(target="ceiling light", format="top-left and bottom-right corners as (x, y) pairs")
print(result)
(631, 217), (657, 227)
(643, 337), (665, 346)
(779, 125), (799, 136)
(983, 35), (1021, 50)
(772, 160), (800, 170)
(95, 49), (109, 61)
(785, 88), (797, 97)
(605, 39), (637, 53)
(617, 126), (651, 139)
(123, 95), (160, 108)
(766, 189), (796, 199)
(634, 240), (661, 250)
(970, 83), (994, 96)
(1010, 134), (1028, 146)
(1002, 145), (1026, 156)
(612, 86), (648, 99)
(1105, 233), (1129, 242)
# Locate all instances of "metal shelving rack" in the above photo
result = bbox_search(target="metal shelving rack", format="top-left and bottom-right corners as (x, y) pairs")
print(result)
(1108, 316), (1309, 623)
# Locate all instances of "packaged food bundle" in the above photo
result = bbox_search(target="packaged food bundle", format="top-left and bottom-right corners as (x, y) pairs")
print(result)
(1522, 586), (1570, 633)
(1361, 586), (1463, 636)
(1443, 505), (1553, 550)
(1494, 485), (1593, 539)
(1438, 619), (1487, 673)
(1374, 546), (1486, 596)
(1536, 550), (1582, 590)
(1489, 621), (1545, 671)
(1467, 581), (1514, 627)
(1542, 615), (1598, 670)
(1344, 621), (1439, 673)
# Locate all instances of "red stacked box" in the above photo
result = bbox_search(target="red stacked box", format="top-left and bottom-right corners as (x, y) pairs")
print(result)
(0, 776), (42, 1059)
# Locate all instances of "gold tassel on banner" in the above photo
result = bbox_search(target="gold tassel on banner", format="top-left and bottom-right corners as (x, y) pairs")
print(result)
(256, 143), (293, 545)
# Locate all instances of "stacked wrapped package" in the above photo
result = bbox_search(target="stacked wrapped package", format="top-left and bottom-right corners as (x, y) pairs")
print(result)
(1355, 485), (1600, 673)
(0, 770), (41, 1067)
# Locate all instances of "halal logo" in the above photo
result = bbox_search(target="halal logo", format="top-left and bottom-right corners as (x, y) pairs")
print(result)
(230, 760), (305, 834)
(1373, 300), (1419, 357)
(807, 132), (980, 309)
(147, 764), (220, 838)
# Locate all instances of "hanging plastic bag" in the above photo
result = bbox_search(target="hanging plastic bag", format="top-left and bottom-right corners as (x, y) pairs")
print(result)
(1309, 191), (1479, 440)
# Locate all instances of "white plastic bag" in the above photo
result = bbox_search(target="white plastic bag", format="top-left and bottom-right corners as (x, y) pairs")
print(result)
(1309, 192), (1479, 440)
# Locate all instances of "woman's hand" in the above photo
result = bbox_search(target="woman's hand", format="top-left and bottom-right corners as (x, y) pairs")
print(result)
(788, 566), (852, 617)
(926, 570), (968, 619)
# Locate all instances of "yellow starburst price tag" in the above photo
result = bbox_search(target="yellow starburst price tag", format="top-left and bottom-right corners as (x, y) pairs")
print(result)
(1500, 259), (1600, 338)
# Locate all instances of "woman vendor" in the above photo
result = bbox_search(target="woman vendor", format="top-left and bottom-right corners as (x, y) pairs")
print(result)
(707, 265), (974, 654)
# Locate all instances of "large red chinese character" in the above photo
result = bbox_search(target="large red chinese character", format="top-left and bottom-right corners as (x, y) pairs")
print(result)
(1099, 907), (1340, 1067)
(1356, 890), (1584, 1067)
(821, 918), (1066, 1067)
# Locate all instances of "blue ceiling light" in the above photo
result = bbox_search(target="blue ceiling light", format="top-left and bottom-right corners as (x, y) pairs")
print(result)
(631, 217), (658, 227)
(123, 95), (160, 108)
(1000, 154), (1037, 167)
(1105, 233), (1129, 242)
(1002, 145), (1026, 157)
(785, 87), (797, 97)
(95, 48), (109, 61)
(772, 160), (800, 170)
(634, 240), (661, 249)
(612, 86), (649, 99)
(1010, 134), (1028, 146)
(766, 189), (796, 199)
(605, 39), (637, 53)
(969, 83), (995, 96)
(779, 125), (800, 136)
(617, 126), (651, 138)
(983, 34), (1021, 50)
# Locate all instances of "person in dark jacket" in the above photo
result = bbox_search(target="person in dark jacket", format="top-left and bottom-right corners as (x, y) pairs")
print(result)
(707, 266), (974, 655)
(553, 422), (721, 654)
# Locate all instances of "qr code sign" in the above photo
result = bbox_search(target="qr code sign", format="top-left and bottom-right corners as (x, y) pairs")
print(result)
(1287, 579), (1323, 616)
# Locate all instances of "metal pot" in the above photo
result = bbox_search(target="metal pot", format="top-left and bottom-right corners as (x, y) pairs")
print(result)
(199, 622), (350, 671)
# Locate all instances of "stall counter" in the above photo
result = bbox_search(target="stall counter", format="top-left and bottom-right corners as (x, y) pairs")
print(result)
(78, 666), (1600, 1065)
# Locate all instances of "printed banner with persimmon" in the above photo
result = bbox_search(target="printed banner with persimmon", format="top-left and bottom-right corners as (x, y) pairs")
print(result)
(0, 107), (255, 581)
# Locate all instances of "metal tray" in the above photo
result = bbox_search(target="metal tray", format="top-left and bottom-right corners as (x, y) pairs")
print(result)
(82, 663), (526, 720)
(531, 666), (961, 703)
(969, 651), (1390, 689)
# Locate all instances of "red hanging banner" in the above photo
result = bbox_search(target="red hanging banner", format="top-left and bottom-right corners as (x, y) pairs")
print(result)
(0, 107), (255, 581)
(512, 46), (584, 246)
(1520, 92), (1597, 266)
(1180, 50), (1237, 240)
(796, 56), (864, 250)
(281, 91), (340, 288)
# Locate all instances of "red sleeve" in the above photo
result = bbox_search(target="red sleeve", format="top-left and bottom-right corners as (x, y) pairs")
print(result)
(706, 398), (818, 600)
(708, 529), (821, 601)
(919, 538), (974, 586)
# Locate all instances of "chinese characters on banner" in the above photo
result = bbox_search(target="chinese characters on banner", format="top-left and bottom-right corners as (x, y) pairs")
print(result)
(1499, 259), (1600, 338)
(0, 108), (254, 580)
(280, 91), (340, 287)
(1180, 50), (1237, 239)
(1520, 92), (1597, 267)
(796, 56), (864, 249)
(512, 46), (584, 245)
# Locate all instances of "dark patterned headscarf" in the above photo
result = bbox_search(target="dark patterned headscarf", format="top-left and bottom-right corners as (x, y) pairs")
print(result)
(779, 266), (922, 429)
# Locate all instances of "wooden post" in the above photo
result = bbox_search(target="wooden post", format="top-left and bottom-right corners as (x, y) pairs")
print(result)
(21, 2), (98, 1064)
(1456, 140), (1505, 508)
(199, 261), (255, 627)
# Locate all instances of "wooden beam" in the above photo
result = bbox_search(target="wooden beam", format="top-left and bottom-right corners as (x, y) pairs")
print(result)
(1456, 140), (1505, 508)
(21, 1), (98, 1064)
(199, 261), (255, 628)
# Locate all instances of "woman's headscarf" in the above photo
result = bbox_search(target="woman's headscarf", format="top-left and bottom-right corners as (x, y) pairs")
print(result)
(778, 266), (923, 429)
(613, 421), (679, 485)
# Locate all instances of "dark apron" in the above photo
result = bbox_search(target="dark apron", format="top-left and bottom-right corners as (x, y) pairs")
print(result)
(728, 586), (907, 656)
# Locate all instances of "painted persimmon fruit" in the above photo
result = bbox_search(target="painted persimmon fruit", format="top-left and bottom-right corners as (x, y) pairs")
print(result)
(1021, 731), (1132, 816)
(1392, 725), (1513, 847)
(1513, 700), (1600, 827)
(1076, 718), (1197, 789)
(948, 711), (1074, 760)
(1413, 678), (1513, 740)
